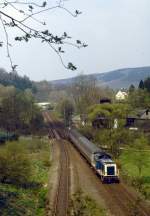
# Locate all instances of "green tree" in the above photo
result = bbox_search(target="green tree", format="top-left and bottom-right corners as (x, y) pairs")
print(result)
(128, 89), (150, 109)
(0, 68), (35, 91)
(144, 77), (150, 93)
(88, 103), (129, 128)
(129, 84), (135, 93)
(132, 136), (149, 177)
(94, 128), (133, 158)
(138, 80), (145, 89)
(71, 74), (101, 115)
(0, 91), (18, 132)
(59, 99), (74, 126)
(0, 88), (43, 133)
(0, 142), (31, 185)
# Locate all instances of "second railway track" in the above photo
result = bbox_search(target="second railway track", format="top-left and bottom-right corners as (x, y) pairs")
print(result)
(44, 112), (70, 216)
(53, 135), (70, 216)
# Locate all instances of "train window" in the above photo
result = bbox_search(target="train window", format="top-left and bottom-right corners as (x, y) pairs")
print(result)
(107, 166), (115, 175)
(96, 161), (102, 169)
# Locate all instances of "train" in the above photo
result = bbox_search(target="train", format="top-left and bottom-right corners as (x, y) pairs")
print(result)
(68, 128), (120, 183)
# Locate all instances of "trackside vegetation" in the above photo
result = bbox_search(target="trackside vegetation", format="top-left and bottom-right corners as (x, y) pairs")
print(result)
(0, 137), (50, 216)
(0, 72), (48, 215)
(0, 85), (45, 138)
(69, 189), (106, 216)
(120, 136), (150, 199)
(120, 151), (150, 200)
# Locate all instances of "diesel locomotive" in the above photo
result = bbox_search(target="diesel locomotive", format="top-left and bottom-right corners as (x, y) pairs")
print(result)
(69, 129), (119, 183)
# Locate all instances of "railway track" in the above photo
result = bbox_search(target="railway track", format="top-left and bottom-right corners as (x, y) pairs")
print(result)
(104, 183), (149, 216)
(115, 183), (149, 216)
(53, 135), (69, 216)
(44, 111), (150, 216)
(67, 140), (150, 216)
(44, 112), (70, 216)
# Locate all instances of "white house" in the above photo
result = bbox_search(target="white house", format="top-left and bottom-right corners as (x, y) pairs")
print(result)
(138, 109), (150, 120)
(115, 90), (128, 101)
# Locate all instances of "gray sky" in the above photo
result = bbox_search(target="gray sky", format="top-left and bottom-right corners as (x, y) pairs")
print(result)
(0, 0), (150, 81)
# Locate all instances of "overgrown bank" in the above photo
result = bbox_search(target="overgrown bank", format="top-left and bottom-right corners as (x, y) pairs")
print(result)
(0, 137), (50, 216)
(120, 148), (150, 200)
(69, 189), (106, 216)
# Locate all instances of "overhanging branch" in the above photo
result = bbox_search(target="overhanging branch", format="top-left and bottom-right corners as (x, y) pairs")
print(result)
(0, 0), (86, 71)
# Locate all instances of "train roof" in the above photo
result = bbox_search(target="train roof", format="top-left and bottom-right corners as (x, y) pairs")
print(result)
(94, 152), (112, 161)
(79, 136), (101, 154)
(100, 158), (114, 164)
(71, 129), (103, 154)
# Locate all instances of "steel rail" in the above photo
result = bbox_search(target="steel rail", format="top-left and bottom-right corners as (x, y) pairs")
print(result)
(44, 112), (70, 216)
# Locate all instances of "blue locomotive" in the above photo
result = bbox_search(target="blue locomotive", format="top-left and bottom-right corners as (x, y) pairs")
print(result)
(69, 129), (119, 183)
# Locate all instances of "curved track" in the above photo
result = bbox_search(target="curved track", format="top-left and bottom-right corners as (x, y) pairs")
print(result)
(103, 183), (149, 216)
(67, 140), (150, 216)
(44, 111), (150, 216)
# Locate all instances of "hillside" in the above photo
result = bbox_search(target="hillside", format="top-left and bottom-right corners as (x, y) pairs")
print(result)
(0, 68), (35, 91)
(51, 66), (150, 89)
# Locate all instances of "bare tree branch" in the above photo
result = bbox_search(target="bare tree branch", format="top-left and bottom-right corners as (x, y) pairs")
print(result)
(0, 14), (14, 69)
(0, 0), (86, 71)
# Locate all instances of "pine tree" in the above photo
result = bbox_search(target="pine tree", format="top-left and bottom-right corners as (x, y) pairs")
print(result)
(138, 80), (144, 89)
(144, 77), (150, 92)
(129, 84), (135, 93)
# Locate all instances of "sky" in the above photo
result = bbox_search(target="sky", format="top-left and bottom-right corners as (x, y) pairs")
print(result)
(0, 0), (150, 81)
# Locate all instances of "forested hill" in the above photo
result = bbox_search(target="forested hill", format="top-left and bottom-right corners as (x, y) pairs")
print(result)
(0, 68), (35, 91)
(51, 66), (150, 89)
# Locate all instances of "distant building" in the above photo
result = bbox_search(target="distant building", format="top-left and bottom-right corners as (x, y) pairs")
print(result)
(126, 108), (150, 131)
(36, 102), (52, 110)
(72, 115), (81, 125)
(115, 90), (128, 101)
(137, 109), (150, 120)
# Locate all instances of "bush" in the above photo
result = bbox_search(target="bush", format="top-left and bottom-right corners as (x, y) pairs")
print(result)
(38, 188), (47, 209)
(0, 190), (26, 216)
(140, 184), (150, 200)
(69, 189), (106, 216)
(0, 142), (31, 185)
(26, 138), (49, 153)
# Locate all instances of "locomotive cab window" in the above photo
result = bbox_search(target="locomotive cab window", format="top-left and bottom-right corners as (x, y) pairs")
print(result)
(107, 166), (115, 175)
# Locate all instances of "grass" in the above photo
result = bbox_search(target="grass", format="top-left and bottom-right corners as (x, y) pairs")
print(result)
(120, 149), (150, 199)
(0, 136), (50, 216)
(120, 150), (150, 177)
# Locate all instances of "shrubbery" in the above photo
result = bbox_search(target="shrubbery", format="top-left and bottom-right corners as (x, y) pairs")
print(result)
(0, 137), (50, 215)
(120, 136), (150, 200)
(69, 189), (106, 216)
(0, 142), (31, 185)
